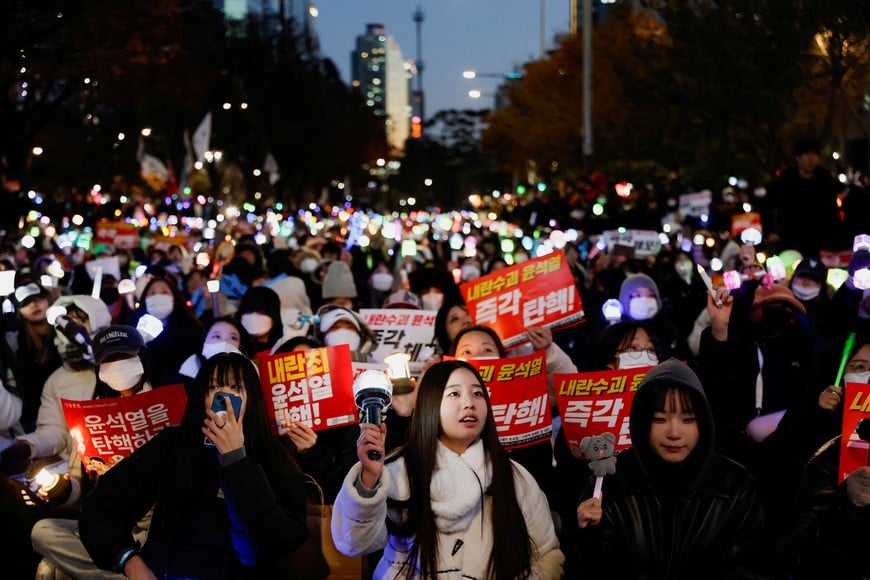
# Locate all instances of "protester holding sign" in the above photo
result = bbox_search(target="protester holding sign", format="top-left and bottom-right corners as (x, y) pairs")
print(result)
(781, 435), (870, 578)
(331, 359), (564, 579)
(576, 359), (767, 578)
(79, 352), (308, 578)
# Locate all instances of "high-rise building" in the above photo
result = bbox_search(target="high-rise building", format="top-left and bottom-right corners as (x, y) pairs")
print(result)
(211, 0), (316, 46)
(351, 24), (413, 154)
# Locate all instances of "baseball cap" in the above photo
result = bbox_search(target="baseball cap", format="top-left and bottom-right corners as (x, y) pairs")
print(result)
(93, 325), (144, 364)
(383, 290), (422, 310)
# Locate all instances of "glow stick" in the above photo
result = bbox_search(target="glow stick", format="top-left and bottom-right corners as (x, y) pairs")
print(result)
(834, 332), (857, 388)
(593, 476), (604, 501)
(91, 266), (102, 300)
(696, 264), (723, 307)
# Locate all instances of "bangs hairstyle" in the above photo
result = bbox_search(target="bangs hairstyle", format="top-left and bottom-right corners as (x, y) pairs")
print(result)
(176, 352), (294, 496)
(653, 385), (696, 415)
(203, 315), (254, 359)
(593, 321), (661, 369)
(449, 325), (508, 359)
(390, 359), (532, 579)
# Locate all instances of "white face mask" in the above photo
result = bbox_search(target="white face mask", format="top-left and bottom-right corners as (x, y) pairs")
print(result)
(299, 258), (319, 274)
(617, 351), (659, 370)
(843, 371), (870, 384)
(674, 260), (693, 284)
(99, 357), (145, 391)
(461, 265), (481, 281)
(421, 293), (444, 311)
(145, 294), (174, 319)
(628, 297), (658, 320)
(791, 284), (820, 301)
(324, 328), (361, 351)
(241, 312), (273, 338)
(202, 341), (240, 359)
(371, 272), (394, 292)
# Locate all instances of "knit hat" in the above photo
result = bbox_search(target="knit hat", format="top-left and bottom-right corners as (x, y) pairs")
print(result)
(618, 274), (663, 315)
(237, 285), (282, 321)
(93, 325), (143, 364)
(53, 295), (112, 333)
(792, 258), (827, 284)
(383, 290), (422, 310)
(321, 261), (358, 299)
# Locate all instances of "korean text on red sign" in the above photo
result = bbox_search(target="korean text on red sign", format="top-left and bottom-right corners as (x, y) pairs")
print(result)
(464, 351), (551, 450)
(838, 381), (870, 484)
(554, 367), (651, 459)
(258, 344), (356, 434)
(460, 250), (584, 349)
(61, 384), (187, 473)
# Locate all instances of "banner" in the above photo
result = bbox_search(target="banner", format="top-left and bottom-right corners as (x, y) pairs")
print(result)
(61, 385), (187, 474)
(838, 381), (870, 484)
(678, 190), (712, 218)
(463, 351), (551, 450)
(460, 250), (584, 349)
(359, 309), (438, 373)
(259, 345), (356, 434)
(554, 367), (652, 459)
(602, 229), (662, 258)
(95, 220), (139, 250)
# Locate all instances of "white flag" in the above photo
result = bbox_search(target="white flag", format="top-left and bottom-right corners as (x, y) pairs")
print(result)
(192, 112), (212, 162)
(140, 153), (169, 181)
(263, 152), (281, 185)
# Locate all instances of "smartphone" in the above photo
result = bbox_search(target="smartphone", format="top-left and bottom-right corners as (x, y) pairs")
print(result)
(211, 393), (243, 419)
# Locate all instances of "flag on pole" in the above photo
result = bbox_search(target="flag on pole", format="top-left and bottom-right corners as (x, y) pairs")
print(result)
(263, 152), (281, 185)
(192, 112), (212, 162)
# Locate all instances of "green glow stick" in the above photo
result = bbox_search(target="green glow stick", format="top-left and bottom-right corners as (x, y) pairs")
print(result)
(834, 332), (857, 387)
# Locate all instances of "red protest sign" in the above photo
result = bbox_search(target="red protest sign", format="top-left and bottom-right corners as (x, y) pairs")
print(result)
(820, 250), (852, 269)
(464, 351), (552, 450)
(258, 345), (356, 434)
(838, 381), (870, 484)
(62, 384), (187, 474)
(460, 250), (584, 349)
(554, 367), (652, 459)
(95, 220), (139, 250)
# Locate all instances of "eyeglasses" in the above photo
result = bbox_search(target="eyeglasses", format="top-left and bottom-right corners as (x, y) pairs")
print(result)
(616, 346), (657, 359)
(846, 360), (870, 373)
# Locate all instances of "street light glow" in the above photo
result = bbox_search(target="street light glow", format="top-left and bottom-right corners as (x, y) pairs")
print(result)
(31, 146), (44, 156)
(141, 128), (152, 137)
(462, 70), (477, 79)
(468, 90), (482, 99)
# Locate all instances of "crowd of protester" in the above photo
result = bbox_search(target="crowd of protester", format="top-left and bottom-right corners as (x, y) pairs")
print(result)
(0, 139), (868, 578)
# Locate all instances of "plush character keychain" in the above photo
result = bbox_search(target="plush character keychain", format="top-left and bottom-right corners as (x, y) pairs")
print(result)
(580, 432), (617, 500)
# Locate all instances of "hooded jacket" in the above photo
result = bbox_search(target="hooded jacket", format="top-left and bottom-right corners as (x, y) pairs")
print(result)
(576, 359), (767, 579)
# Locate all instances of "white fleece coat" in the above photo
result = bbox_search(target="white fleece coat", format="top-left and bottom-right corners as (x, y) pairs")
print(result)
(331, 440), (564, 579)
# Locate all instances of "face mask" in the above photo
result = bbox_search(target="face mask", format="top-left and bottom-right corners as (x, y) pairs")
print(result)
(99, 357), (145, 391)
(202, 341), (240, 359)
(844, 371), (870, 384)
(241, 313), (273, 337)
(674, 260), (693, 284)
(790, 284), (820, 301)
(145, 294), (174, 319)
(371, 272), (394, 292)
(617, 351), (659, 370)
(628, 297), (658, 320)
(461, 265), (481, 281)
(299, 258), (319, 274)
(324, 328), (361, 351)
(421, 293), (444, 311)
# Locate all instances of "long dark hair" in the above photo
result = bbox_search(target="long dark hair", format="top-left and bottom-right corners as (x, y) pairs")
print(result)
(592, 321), (662, 370)
(175, 352), (298, 497)
(390, 360), (533, 579)
(134, 275), (202, 330)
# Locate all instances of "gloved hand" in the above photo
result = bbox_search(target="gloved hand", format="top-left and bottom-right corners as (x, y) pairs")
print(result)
(845, 466), (870, 507)
(0, 440), (32, 475)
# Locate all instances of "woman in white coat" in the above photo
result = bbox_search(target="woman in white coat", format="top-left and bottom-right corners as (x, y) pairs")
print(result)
(331, 359), (564, 579)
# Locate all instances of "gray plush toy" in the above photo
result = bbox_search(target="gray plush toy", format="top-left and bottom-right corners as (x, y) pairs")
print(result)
(580, 432), (617, 477)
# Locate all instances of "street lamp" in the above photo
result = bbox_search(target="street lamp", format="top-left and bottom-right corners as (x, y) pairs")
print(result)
(462, 70), (522, 80)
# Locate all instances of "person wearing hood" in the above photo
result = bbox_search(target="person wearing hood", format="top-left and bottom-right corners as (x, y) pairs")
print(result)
(575, 359), (767, 578)
(236, 285), (284, 356)
(789, 257), (832, 345)
(618, 273), (692, 364)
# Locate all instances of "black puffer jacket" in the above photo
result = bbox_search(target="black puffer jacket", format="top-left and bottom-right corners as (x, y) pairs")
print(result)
(576, 359), (768, 579)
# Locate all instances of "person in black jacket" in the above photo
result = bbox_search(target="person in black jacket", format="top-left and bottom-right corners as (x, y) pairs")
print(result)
(79, 352), (308, 578)
(576, 359), (768, 578)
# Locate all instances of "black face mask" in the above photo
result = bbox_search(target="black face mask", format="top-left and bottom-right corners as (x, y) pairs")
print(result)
(100, 288), (120, 305)
(756, 304), (797, 341)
